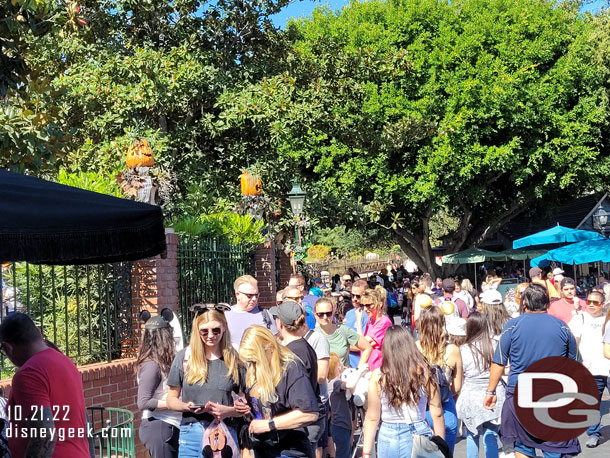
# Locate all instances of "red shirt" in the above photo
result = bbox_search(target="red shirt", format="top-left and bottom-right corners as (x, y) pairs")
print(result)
(547, 298), (585, 324)
(7, 348), (90, 458)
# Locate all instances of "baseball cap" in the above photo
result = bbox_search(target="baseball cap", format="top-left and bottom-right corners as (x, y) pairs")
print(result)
(552, 267), (565, 276)
(445, 317), (467, 337)
(269, 301), (304, 326)
(529, 267), (542, 279)
(480, 289), (503, 305)
(441, 278), (455, 292)
(144, 315), (170, 330)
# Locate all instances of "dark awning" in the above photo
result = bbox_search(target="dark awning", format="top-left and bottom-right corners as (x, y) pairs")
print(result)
(0, 169), (166, 264)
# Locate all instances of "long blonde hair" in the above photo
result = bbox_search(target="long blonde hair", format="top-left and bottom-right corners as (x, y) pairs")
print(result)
(418, 307), (447, 366)
(186, 309), (241, 385)
(239, 325), (296, 406)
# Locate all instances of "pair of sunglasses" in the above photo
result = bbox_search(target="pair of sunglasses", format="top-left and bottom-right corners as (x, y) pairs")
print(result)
(199, 327), (222, 337)
(316, 311), (333, 318)
(586, 299), (602, 306)
(361, 303), (375, 309)
(189, 303), (231, 316)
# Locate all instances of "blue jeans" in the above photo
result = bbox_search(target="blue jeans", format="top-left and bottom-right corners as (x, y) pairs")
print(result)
(377, 420), (432, 458)
(426, 397), (458, 453)
(466, 422), (499, 458)
(513, 442), (561, 458)
(330, 424), (352, 458)
(586, 375), (608, 438)
(178, 421), (239, 458)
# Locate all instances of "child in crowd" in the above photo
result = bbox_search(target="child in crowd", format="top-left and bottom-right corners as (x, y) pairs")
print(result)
(327, 353), (352, 458)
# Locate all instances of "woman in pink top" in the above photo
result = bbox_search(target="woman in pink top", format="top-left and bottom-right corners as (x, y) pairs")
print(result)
(358, 289), (393, 370)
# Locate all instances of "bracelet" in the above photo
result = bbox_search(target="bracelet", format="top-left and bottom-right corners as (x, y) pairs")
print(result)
(486, 390), (496, 395)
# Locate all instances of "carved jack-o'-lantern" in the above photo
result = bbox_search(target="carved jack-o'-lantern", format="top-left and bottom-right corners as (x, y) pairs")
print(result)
(240, 171), (262, 196)
(126, 138), (154, 169)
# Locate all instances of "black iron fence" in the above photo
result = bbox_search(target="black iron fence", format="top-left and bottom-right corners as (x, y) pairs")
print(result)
(0, 262), (134, 377)
(178, 238), (253, 339)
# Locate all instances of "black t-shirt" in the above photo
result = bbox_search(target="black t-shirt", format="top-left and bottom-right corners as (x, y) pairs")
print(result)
(286, 338), (325, 417)
(247, 360), (318, 458)
(167, 348), (245, 424)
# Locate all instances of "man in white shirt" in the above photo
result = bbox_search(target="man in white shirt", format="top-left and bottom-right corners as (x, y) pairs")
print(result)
(224, 275), (277, 350)
(568, 290), (609, 448)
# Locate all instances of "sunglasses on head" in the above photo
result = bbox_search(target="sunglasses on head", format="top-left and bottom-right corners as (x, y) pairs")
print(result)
(284, 295), (303, 301)
(586, 299), (602, 305)
(316, 311), (333, 318)
(190, 303), (231, 317)
(199, 327), (222, 337)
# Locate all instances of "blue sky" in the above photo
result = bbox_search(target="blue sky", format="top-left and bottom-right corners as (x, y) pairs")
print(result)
(270, 0), (608, 29)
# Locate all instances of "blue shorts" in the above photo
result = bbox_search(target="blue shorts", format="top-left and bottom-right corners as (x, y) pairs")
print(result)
(513, 442), (561, 458)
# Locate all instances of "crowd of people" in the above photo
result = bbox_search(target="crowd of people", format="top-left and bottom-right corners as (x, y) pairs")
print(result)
(1, 264), (610, 458)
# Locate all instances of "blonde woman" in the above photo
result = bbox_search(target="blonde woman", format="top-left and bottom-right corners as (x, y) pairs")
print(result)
(358, 289), (392, 370)
(167, 304), (249, 458)
(416, 306), (462, 453)
(239, 325), (319, 458)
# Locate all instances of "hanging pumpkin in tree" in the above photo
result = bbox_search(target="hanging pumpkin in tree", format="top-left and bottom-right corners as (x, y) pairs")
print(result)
(126, 138), (154, 169)
(240, 171), (262, 196)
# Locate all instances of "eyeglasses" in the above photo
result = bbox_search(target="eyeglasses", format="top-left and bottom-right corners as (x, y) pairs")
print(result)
(316, 312), (333, 318)
(199, 327), (222, 337)
(362, 303), (375, 309)
(586, 299), (602, 306)
(239, 291), (259, 299)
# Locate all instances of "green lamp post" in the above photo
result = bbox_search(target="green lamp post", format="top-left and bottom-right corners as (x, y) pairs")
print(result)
(287, 181), (306, 251)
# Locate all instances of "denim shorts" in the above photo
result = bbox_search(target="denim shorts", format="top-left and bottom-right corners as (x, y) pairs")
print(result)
(377, 420), (432, 458)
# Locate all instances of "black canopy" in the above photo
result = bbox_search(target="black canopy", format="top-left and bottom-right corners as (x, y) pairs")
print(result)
(0, 169), (166, 264)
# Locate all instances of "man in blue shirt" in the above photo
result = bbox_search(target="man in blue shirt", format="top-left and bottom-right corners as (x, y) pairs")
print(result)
(344, 279), (368, 368)
(287, 275), (317, 330)
(484, 283), (581, 458)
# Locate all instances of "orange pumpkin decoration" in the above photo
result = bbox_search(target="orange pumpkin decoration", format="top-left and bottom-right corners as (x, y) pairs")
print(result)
(126, 138), (154, 169)
(240, 171), (262, 196)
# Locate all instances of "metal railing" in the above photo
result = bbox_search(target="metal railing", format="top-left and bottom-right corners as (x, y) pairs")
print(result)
(87, 406), (135, 458)
(178, 237), (253, 339)
(0, 262), (134, 377)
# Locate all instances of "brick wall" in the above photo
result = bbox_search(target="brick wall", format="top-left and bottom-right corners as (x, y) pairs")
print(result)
(253, 241), (276, 308)
(277, 249), (293, 290)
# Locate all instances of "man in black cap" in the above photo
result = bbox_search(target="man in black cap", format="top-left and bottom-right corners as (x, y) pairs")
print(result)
(270, 302), (328, 458)
(434, 278), (469, 318)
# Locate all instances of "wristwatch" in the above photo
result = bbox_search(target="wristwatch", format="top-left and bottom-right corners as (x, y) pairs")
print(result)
(268, 419), (277, 431)
(485, 390), (496, 395)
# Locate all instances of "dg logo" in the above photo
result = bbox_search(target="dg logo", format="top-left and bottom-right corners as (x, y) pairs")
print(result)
(514, 356), (600, 441)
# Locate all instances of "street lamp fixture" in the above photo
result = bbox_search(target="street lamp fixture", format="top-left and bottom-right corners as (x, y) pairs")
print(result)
(287, 182), (306, 218)
(592, 205), (609, 234)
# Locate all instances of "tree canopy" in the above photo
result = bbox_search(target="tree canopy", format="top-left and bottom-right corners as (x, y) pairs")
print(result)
(220, 0), (610, 273)
(2, 0), (610, 271)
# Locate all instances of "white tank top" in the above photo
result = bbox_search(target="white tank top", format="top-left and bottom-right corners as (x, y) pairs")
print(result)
(380, 387), (427, 423)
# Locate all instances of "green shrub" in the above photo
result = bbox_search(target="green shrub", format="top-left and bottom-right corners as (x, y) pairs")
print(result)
(172, 212), (264, 248)
(56, 168), (123, 197)
(307, 244), (331, 260)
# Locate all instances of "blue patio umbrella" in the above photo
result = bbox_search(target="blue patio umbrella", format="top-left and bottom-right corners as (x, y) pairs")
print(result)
(512, 225), (604, 249)
(530, 238), (610, 267)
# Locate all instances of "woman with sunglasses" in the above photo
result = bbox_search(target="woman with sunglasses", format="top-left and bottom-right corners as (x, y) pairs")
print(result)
(359, 289), (392, 370)
(166, 305), (250, 458)
(314, 297), (372, 369)
(239, 325), (319, 458)
(567, 290), (609, 448)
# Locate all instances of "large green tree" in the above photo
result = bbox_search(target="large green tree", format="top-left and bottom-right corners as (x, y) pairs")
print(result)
(1, 0), (296, 212)
(220, 0), (610, 274)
